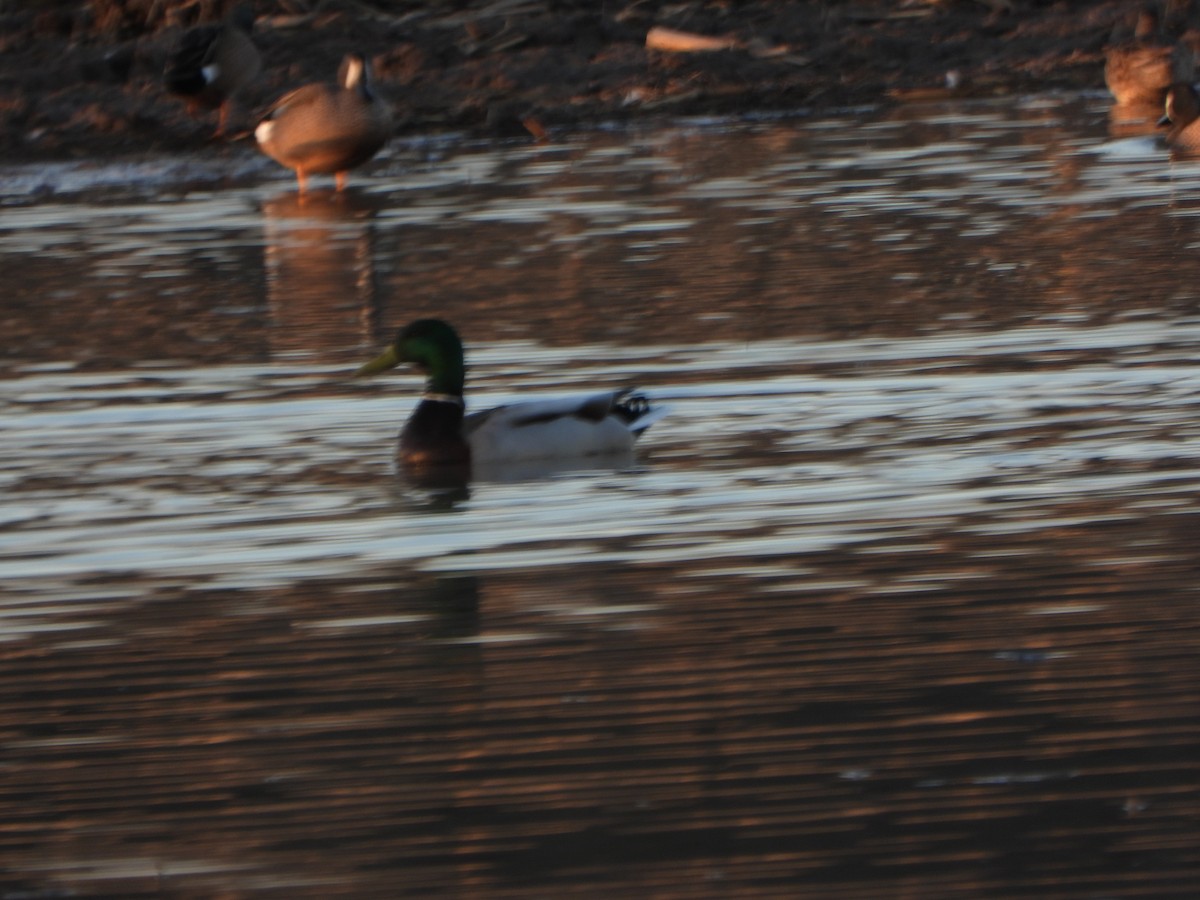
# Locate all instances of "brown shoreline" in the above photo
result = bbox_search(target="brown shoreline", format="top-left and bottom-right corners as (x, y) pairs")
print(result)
(0, 1), (1169, 165)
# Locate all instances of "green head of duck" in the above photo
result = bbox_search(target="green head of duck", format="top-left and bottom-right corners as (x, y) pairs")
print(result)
(356, 318), (466, 397)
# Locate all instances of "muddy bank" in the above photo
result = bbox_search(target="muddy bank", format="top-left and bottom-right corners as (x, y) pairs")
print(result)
(0, 1), (1169, 164)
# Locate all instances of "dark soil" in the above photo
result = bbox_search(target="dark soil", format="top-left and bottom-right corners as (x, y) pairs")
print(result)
(0, 1), (1176, 163)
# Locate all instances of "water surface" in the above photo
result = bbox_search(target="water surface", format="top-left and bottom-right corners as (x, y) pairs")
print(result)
(1, 95), (1199, 897)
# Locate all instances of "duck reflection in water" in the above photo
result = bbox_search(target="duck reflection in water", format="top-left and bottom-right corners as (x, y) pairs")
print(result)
(418, 573), (481, 640)
(355, 319), (667, 487)
(262, 190), (383, 362)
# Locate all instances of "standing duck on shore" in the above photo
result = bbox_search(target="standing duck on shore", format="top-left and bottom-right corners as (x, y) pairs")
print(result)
(255, 52), (392, 193)
(1159, 81), (1200, 152)
(1104, 5), (1194, 109)
(165, 3), (262, 137)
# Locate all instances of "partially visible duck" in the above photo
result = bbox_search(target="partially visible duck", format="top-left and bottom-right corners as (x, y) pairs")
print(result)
(165, 3), (261, 137)
(1159, 81), (1200, 151)
(1105, 6), (1194, 108)
(355, 319), (666, 471)
(255, 53), (392, 193)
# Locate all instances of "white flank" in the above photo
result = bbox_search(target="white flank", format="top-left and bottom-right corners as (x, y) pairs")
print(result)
(466, 392), (642, 462)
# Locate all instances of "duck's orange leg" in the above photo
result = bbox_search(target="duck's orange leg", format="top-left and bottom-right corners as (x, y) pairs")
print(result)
(214, 102), (229, 138)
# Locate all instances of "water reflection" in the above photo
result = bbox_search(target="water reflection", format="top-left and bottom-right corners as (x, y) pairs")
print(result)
(5, 97), (1200, 369)
(261, 189), (381, 361)
(1107, 99), (1168, 139)
(1, 96), (1199, 896)
(393, 452), (646, 504)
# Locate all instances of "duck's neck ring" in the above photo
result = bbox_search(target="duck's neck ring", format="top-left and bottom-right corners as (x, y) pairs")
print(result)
(422, 392), (464, 406)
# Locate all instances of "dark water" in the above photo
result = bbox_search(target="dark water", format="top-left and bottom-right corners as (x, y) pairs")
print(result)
(2, 95), (1199, 897)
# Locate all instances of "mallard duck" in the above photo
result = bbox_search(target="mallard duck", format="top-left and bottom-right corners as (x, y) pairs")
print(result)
(165, 3), (261, 137)
(1104, 6), (1193, 108)
(1159, 82), (1200, 151)
(255, 52), (392, 193)
(355, 319), (666, 468)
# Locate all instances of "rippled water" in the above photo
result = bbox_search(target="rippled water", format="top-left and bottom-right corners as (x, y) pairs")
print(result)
(2, 95), (1199, 897)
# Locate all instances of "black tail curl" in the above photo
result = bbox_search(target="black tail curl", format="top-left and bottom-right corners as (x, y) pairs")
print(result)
(613, 389), (654, 431)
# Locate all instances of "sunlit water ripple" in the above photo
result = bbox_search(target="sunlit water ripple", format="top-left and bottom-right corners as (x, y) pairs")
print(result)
(5, 320), (1200, 596)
